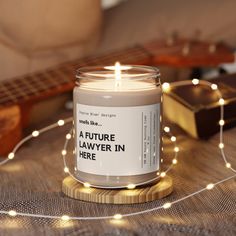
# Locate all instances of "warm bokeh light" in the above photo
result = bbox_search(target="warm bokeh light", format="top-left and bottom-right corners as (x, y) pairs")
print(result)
(58, 120), (65, 126)
(32, 131), (39, 137)
(83, 182), (91, 188)
(162, 82), (170, 92)
(211, 84), (218, 90)
(61, 150), (67, 155)
(8, 152), (15, 160)
(219, 143), (224, 149)
(206, 183), (214, 190)
(113, 214), (123, 220)
(61, 215), (70, 221)
(127, 184), (136, 189)
(192, 78), (199, 85)
(163, 202), (172, 209)
(8, 210), (17, 217)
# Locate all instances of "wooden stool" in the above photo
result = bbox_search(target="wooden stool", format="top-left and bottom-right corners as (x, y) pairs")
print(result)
(62, 175), (173, 204)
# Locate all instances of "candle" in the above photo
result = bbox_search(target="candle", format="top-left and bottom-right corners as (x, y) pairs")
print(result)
(73, 63), (162, 188)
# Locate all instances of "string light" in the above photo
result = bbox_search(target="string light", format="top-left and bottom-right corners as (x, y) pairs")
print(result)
(226, 163), (231, 168)
(61, 150), (67, 156)
(162, 82), (170, 92)
(206, 183), (214, 190)
(8, 210), (17, 217)
(192, 78), (199, 85)
(163, 202), (172, 209)
(61, 215), (70, 221)
(174, 147), (179, 152)
(160, 172), (166, 178)
(8, 152), (15, 160)
(113, 214), (122, 220)
(172, 159), (177, 165)
(32, 131), (39, 137)
(211, 84), (218, 90)
(171, 136), (176, 142)
(83, 182), (91, 188)
(219, 98), (225, 105)
(58, 120), (65, 126)
(0, 80), (235, 222)
(164, 126), (170, 133)
(64, 167), (69, 173)
(219, 143), (224, 149)
(127, 184), (136, 189)
(219, 120), (225, 126)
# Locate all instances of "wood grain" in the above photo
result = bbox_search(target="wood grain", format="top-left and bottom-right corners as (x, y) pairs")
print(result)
(62, 175), (173, 204)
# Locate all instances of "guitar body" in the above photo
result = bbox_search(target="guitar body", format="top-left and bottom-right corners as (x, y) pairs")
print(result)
(0, 105), (22, 156)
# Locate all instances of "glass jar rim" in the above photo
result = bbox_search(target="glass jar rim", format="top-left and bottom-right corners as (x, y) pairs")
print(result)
(76, 65), (160, 80)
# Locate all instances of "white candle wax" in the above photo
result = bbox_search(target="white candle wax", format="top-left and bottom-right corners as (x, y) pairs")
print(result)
(73, 65), (162, 188)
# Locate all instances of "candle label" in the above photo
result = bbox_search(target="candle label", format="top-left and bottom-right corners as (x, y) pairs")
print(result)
(76, 103), (160, 176)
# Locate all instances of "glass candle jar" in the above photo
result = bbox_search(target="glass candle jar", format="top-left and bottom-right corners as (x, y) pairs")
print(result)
(73, 64), (162, 188)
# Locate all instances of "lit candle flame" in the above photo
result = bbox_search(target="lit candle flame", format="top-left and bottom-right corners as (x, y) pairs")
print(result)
(114, 62), (121, 89)
(115, 62), (121, 81)
(104, 62), (132, 89)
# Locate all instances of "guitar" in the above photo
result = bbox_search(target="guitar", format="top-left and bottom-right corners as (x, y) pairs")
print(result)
(0, 38), (234, 156)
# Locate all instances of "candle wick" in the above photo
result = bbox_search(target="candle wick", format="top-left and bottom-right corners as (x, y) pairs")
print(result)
(115, 62), (121, 81)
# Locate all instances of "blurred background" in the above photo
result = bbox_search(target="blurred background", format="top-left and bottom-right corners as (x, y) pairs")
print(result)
(1, 0), (236, 81)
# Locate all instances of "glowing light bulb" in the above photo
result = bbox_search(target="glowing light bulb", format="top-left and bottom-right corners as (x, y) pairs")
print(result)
(174, 147), (179, 152)
(160, 172), (166, 178)
(64, 167), (69, 173)
(211, 84), (218, 90)
(219, 98), (225, 105)
(171, 136), (176, 142)
(113, 214), (122, 220)
(61, 150), (67, 155)
(219, 120), (225, 126)
(192, 78), (199, 85)
(8, 152), (15, 160)
(164, 126), (170, 133)
(162, 82), (170, 92)
(206, 183), (214, 190)
(66, 134), (72, 140)
(61, 215), (70, 221)
(32, 130), (39, 137)
(84, 182), (91, 188)
(156, 172), (160, 176)
(218, 143), (224, 149)
(163, 202), (172, 209)
(172, 159), (177, 164)
(58, 120), (65, 126)
(226, 163), (231, 168)
(8, 210), (17, 216)
(127, 184), (136, 189)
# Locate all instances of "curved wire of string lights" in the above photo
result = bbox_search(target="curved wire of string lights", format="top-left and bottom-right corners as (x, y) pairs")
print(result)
(0, 79), (235, 221)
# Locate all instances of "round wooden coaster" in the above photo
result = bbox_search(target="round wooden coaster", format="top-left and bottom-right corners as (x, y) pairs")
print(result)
(62, 176), (173, 204)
